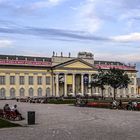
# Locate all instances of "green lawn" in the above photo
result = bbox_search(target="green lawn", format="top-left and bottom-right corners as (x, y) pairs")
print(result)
(0, 118), (21, 128)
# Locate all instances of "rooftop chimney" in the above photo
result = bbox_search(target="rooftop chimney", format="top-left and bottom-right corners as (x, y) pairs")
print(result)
(53, 51), (55, 57)
(69, 52), (71, 58)
(61, 52), (63, 57)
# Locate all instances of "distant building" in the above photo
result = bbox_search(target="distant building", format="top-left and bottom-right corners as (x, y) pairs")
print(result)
(0, 52), (138, 99)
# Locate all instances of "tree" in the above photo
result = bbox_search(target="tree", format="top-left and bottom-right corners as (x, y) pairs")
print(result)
(90, 69), (108, 99)
(106, 68), (131, 100)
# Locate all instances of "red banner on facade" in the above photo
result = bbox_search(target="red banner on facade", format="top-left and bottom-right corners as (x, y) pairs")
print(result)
(0, 59), (52, 66)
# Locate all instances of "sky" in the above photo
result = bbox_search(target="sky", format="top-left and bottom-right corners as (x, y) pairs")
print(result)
(0, 0), (140, 74)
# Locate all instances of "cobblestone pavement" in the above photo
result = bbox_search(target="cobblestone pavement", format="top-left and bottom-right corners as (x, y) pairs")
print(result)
(0, 100), (140, 140)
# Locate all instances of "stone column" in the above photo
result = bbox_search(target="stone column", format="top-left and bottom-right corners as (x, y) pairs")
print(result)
(72, 74), (75, 95)
(55, 74), (59, 97)
(81, 74), (84, 95)
(88, 74), (91, 94)
(64, 74), (67, 97)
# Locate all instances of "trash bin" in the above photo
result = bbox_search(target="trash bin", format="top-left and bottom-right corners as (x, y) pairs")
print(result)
(27, 111), (35, 125)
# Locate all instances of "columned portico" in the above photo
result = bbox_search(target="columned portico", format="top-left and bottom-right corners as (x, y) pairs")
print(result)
(54, 73), (95, 97)
(52, 58), (98, 97)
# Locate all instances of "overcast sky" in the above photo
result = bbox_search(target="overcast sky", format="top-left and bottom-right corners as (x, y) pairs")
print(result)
(0, 0), (140, 65)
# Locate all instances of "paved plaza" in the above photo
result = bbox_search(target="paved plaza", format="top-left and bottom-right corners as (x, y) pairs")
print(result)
(0, 100), (140, 140)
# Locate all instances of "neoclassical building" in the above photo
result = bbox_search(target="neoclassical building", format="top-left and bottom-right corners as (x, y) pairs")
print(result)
(0, 52), (138, 99)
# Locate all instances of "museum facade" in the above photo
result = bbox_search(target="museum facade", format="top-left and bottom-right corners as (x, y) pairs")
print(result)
(0, 52), (138, 99)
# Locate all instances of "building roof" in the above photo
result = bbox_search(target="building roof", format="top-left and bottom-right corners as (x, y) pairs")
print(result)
(94, 60), (136, 71)
(0, 54), (52, 67)
(94, 60), (124, 65)
(0, 54), (137, 71)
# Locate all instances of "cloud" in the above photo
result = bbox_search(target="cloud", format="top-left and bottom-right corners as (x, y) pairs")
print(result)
(0, 39), (13, 48)
(95, 52), (140, 63)
(73, 0), (140, 33)
(30, 0), (65, 9)
(0, 0), (66, 16)
(1, 24), (140, 44)
(111, 33), (140, 42)
(75, 0), (102, 33)
(120, 0), (140, 10)
(0, 26), (111, 42)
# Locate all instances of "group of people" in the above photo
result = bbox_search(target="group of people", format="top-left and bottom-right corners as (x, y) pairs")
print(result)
(3, 104), (24, 120)
(111, 100), (138, 110)
(126, 101), (138, 110)
(111, 100), (122, 109)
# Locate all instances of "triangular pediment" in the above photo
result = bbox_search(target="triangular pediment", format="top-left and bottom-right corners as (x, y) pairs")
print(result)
(64, 61), (92, 69)
(53, 58), (97, 70)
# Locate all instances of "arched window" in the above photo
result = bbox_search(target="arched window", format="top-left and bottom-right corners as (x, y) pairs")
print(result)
(98, 88), (101, 93)
(103, 88), (106, 94)
(119, 88), (123, 94)
(125, 88), (129, 94)
(10, 88), (15, 98)
(119, 88), (124, 96)
(38, 88), (42, 97)
(29, 88), (34, 97)
(131, 78), (134, 85)
(46, 87), (50, 97)
(131, 87), (134, 94)
(108, 87), (112, 96)
(0, 88), (5, 98)
(92, 87), (96, 93)
(19, 88), (25, 97)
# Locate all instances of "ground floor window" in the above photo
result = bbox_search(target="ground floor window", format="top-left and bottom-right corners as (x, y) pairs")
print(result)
(131, 87), (134, 94)
(20, 88), (25, 97)
(38, 88), (42, 97)
(29, 88), (34, 97)
(10, 88), (15, 98)
(0, 88), (5, 98)
(46, 87), (50, 97)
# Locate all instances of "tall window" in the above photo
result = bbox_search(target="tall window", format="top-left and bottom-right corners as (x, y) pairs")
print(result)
(125, 88), (129, 94)
(29, 76), (33, 85)
(0, 88), (5, 98)
(19, 76), (24, 85)
(119, 88), (123, 94)
(29, 88), (34, 97)
(130, 78), (134, 85)
(0, 76), (5, 85)
(37, 76), (42, 85)
(108, 87), (112, 96)
(19, 88), (25, 97)
(10, 88), (15, 98)
(46, 87), (50, 97)
(119, 88), (124, 97)
(10, 76), (15, 85)
(131, 87), (134, 94)
(46, 76), (50, 85)
(38, 88), (42, 97)
(92, 87), (96, 93)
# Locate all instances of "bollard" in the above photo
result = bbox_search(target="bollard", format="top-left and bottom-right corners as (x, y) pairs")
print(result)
(27, 111), (35, 125)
